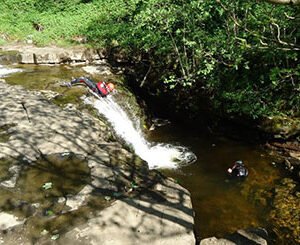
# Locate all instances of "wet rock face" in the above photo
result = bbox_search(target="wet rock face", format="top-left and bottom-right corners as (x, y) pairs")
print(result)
(266, 140), (300, 181)
(260, 116), (300, 140)
(269, 178), (300, 244)
(0, 51), (22, 65)
(200, 228), (269, 245)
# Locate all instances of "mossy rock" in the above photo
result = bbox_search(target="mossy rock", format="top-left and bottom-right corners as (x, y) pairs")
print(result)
(0, 123), (16, 143)
(260, 116), (300, 139)
(269, 178), (300, 244)
(52, 87), (85, 106)
(0, 50), (22, 65)
(0, 158), (14, 182)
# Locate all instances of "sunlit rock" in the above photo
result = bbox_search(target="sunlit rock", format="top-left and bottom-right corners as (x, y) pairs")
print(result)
(0, 212), (25, 230)
(60, 178), (196, 245)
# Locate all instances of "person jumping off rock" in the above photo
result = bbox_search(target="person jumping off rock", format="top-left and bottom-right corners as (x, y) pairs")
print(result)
(62, 77), (115, 97)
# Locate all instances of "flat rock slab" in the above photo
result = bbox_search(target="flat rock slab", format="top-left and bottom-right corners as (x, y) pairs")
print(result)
(200, 228), (269, 245)
(0, 44), (105, 64)
(0, 80), (108, 160)
(0, 212), (25, 231)
(59, 178), (195, 245)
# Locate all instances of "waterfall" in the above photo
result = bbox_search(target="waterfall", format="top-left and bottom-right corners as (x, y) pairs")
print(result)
(84, 95), (197, 169)
(0, 65), (22, 78)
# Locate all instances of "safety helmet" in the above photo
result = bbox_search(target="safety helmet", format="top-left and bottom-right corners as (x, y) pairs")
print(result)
(107, 82), (115, 91)
(235, 160), (244, 165)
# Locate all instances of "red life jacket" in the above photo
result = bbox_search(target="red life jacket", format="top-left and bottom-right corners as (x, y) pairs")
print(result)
(96, 81), (109, 96)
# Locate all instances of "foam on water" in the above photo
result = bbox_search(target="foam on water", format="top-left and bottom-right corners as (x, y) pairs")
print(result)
(84, 95), (196, 169)
(0, 65), (22, 78)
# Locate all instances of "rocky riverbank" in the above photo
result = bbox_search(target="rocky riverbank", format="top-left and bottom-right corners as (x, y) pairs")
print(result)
(0, 79), (196, 244)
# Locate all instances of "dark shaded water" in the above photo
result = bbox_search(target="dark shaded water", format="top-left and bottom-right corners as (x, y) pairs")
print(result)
(148, 123), (285, 240)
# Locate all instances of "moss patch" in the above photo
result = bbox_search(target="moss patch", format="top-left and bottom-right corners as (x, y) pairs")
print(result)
(0, 158), (13, 182)
(269, 178), (300, 244)
(261, 116), (300, 139)
(52, 87), (86, 106)
(0, 123), (16, 143)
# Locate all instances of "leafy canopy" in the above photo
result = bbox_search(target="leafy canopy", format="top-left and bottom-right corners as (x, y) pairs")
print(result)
(0, 0), (299, 119)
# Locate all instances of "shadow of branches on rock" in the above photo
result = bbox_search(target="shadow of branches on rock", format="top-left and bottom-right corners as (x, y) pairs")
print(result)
(0, 80), (195, 244)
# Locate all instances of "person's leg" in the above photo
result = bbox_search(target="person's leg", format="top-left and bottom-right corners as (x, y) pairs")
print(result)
(70, 77), (85, 85)
(82, 78), (99, 93)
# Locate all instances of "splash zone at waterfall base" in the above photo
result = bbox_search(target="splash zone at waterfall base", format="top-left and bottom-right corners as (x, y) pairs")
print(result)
(83, 87), (197, 169)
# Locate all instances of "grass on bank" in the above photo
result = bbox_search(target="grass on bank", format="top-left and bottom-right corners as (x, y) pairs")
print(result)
(0, 1), (101, 46)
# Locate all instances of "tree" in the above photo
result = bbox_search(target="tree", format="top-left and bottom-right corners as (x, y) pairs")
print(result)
(85, 0), (299, 119)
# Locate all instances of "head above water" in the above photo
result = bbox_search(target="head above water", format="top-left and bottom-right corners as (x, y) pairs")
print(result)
(107, 82), (115, 91)
(235, 160), (244, 165)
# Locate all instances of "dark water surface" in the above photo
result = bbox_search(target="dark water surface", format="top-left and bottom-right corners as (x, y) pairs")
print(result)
(148, 123), (285, 240)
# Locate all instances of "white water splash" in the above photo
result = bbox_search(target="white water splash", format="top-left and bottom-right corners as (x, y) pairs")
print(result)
(0, 65), (22, 78)
(84, 95), (196, 169)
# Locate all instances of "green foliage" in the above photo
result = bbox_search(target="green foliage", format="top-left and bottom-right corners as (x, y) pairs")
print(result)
(84, 0), (300, 118)
(33, 0), (82, 12)
(0, 0), (98, 44)
(126, 1), (298, 118)
(0, 0), (299, 120)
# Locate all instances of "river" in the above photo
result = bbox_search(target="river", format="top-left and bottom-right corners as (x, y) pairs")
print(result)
(147, 123), (285, 241)
(1, 63), (287, 243)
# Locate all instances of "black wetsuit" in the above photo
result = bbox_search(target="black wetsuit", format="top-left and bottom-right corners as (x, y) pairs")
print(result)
(71, 77), (98, 92)
(228, 161), (248, 178)
(71, 77), (109, 97)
